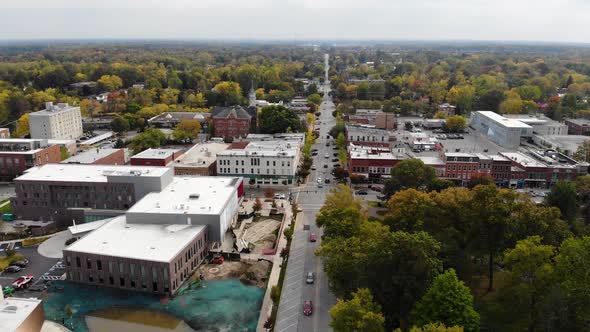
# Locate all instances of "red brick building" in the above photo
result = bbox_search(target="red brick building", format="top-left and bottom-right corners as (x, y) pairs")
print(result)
(212, 106), (253, 142)
(130, 148), (184, 167)
(565, 118), (590, 135)
(0, 139), (61, 181)
(442, 153), (482, 185)
(62, 148), (126, 165)
(348, 145), (407, 181)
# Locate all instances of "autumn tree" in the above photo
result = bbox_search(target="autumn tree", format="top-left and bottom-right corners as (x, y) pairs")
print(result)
(110, 116), (130, 133)
(97, 75), (123, 92)
(307, 93), (322, 105)
(499, 92), (524, 114)
(173, 119), (201, 143)
(445, 115), (467, 133)
(15, 113), (29, 137)
(383, 159), (437, 199)
(329, 288), (385, 332)
(213, 81), (244, 105)
(130, 128), (167, 154)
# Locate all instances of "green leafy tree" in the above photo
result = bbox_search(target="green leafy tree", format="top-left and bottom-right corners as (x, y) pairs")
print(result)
(259, 105), (302, 134)
(329, 288), (385, 332)
(213, 81), (244, 105)
(110, 116), (130, 133)
(412, 269), (480, 332)
(502, 236), (556, 332)
(329, 123), (346, 139)
(545, 181), (578, 221)
(401, 323), (464, 332)
(130, 128), (166, 154)
(97, 75), (123, 92)
(59, 146), (70, 161)
(383, 159), (437, 199)
(307, 93), (322, 105)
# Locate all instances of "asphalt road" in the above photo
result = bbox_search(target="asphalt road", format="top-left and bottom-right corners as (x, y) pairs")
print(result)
(276, 72), (338, 331)
(0, 245), (61, 295)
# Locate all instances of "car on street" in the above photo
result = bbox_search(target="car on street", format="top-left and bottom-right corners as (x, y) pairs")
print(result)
(324, 178), (330, 184)
(306, 272), (315, 284)
(12, 275), (34, 289)
(325, 142), (330, 146)
(323, 164), (328, 168)
(324, 153), (329, 158)
(309, 233), (317, 242)
(274, 193), (286, 199)
(326, 135), (330, 139)
(311, 165), (317, 170)
(317, 177), (321, 183)
(4, 265), (22, 273)
(537, 192), (546, 197)
(2, 286), (15, 297)
(355, 190), (368, 195)
(211, 255), (224, 264)
(331, 158), (338, 162)
(303, 300), (313, 315)
(11, 259), (28, 268)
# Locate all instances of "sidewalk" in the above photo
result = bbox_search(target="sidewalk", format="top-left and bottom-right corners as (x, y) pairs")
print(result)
(0, 230), (68, 245)
(256, 202), (296, 331)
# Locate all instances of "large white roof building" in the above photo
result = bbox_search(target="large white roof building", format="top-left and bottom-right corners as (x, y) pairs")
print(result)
(29, 102), (83, 140)
(470, 111), (533, 149)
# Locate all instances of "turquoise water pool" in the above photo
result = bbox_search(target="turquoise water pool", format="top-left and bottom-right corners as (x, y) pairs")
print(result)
(43, 279), (264, 332)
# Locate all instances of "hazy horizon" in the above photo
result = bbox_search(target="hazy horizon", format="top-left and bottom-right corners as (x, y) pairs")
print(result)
(1, 0), (589, 43)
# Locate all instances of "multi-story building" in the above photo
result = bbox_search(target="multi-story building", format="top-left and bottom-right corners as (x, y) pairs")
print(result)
(504, 114), (568, 136)
(0, 139), (61, 181)
(147, 111), (210, 129)
(438, 103), (457, 117)
(348, 144), (407, 181)
(173, 142), (229, 176)
(345, 110), (397, 130)
(442, 152), (482, 185)
(62, 148), (125, 165)
(11, 164), (173, 226)
(211, 106), (255, 141)
(565, 118), (590, 135)
(29, 102), (83, 140)
(0, 291), (44, 332)
(470, 111), (533, 149)
(345, 124), (392, 148)
(63, 176), (243, 296)
(216, 134), (304, 186)
(130, 148), (184, 167)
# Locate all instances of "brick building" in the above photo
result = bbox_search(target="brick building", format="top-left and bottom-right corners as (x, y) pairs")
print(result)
(348, 144), (407, 181)
(62, 148), (125, 165)
(0, 139), (61, 181)
(130, 148), (184, 167)
(565, 118), (590, 135)
(211, 106), (253, 141)
(345, 124), (392, 148)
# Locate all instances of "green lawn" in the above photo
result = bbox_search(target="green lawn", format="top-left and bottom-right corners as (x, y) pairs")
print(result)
(0, 198), (11, 214)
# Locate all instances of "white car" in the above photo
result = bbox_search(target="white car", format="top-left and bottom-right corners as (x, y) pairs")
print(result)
(311, 165), (317, 170)
(317, 178), (322, 183)
(324, 154), (329, 158)
(274, 194), (286, 200)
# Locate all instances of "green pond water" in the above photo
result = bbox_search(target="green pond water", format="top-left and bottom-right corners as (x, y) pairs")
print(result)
(43, 279), (264, 332)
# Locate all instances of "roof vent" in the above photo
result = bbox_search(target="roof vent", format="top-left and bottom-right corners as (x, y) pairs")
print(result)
(189, 194), (200, 199)
(2, 305), (18, 313)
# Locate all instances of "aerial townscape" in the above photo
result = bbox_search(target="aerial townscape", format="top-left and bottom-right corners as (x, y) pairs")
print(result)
(2, 2), (590, 332)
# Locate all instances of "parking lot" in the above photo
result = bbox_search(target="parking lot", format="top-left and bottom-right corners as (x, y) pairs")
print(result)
(0, 245), (62, 296)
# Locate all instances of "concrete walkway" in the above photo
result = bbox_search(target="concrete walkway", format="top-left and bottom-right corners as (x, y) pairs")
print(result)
(41, 320), (72, 332)
(256, 201), (294, 331)
(38, 231), (72, 259)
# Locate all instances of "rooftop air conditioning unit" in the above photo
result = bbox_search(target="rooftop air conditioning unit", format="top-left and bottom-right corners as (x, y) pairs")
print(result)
(189, 194), (200, 199)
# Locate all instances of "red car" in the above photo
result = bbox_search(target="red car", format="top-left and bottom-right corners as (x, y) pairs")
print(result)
(309, 233), (317, 242)
(211, 255), (224, 264)
(303, 300), (313, 316)
(12, 275), (34, 289)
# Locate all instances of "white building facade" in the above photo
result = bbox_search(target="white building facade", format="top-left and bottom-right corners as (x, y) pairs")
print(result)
(29, 102), (83, 140)
(470, 111), (533, 149)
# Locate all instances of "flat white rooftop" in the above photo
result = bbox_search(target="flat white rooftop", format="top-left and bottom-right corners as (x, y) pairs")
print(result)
(175, 142), (229, 167)
(417, 156), (445, 165)
(65, 216), (205, 262)
(131, 148), (181, 160)
(30, 103), (78, 116)
(500, 152), (546, 168)
(127, 176), (241, 216)
(17, 164), (169, 183)
(0, 295), (42, 331)
(475, 111), (532, 129)
(218, 140), (300, 158)
(62, 148), (121, 164)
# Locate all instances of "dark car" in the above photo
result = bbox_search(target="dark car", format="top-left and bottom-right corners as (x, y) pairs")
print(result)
(309, 233), (317, 242)
(4, 265), (22, 273)
(326, 135), (330, 139)
(11, 260), (28, 268)
(333, 153), (338, 157)
(355, 190), (368, 195)
(325, 142), (330, 147)
(303, 300), (313, 316)
(331, 158), (339, 162)
(323, 164), (328, 168)
(324, 178), (330, 184)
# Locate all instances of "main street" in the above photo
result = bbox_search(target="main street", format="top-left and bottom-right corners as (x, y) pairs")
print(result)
(275, 53), (337, 332)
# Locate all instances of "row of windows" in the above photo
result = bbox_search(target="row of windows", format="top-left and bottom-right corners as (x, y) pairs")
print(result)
(219, 159), (291, 167)
(219, 168), (290, 175)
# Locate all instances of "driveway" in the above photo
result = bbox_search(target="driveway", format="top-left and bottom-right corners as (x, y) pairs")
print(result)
(0, 245), (61, 296)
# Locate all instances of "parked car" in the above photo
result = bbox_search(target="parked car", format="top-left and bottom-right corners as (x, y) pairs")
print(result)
(211, 255), (224, 264)
(4, 265), (22, 273)
(326, 142), (330, 146)
(12, 275), (34, 289)
(309, 233), (317, 242)
(324, 178), (330, 184)
(323, 164), (328, 168)
(311, 165), (317, 170)
(274, 194), (286, 200)
(317, 177), (322, 183)
(303, 300), (313, 316)
(11, 259), (28, 268)
(355, 190), (368, 195)
(306, 272), (315, 284)
(331, 158), (339, 162)
(326, 135), (330, 139)
(2, 286), (15, 297)
(324, 153), (329, 158)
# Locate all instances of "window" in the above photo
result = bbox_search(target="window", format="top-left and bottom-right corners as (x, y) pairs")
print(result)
(119, 262), (124, 273)
(120, 277), (125, 286)
(76, 257), (81, 268)
(66, 256), (71, 266)
(86, 258), (92, 269)
(97, 260), (102, 270)
(108, 261), (113, 274)
(130, 264), (136, 277)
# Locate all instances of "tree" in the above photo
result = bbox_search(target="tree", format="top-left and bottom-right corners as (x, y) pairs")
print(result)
(97, 75), (123, 92)
(307, 93), (322, 105)
(383, 159), (437, 199)
(545, 181), (577, 221)
(384, 189), (434, 232)
(412, 269), (480, 332)
(502, 236), (556, 332)
(110, 116), (130, 133)
(499, 92), (524, 114)
(402, 323), (464, 332)
(130, 128), (166, 154)
(329, 288), (385, 332)
(15, 113), (29, 137)
(114, 138), (125, 148)
(433, 111), (447, 119)
(253, 198), (262, 212)
(213, 81), (244, 105)
(173, 119), (201, 143)
(59, 146), (70, 161)
(329, 123), (346, 139)
(467, 174), (494, 189)
(259, 106), (302, 134)
(316, 185), (367, 239)
(445, 116), (467, 133)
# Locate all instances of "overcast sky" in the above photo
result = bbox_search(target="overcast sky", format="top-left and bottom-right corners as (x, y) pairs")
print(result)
(1, 0), (589, 43)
